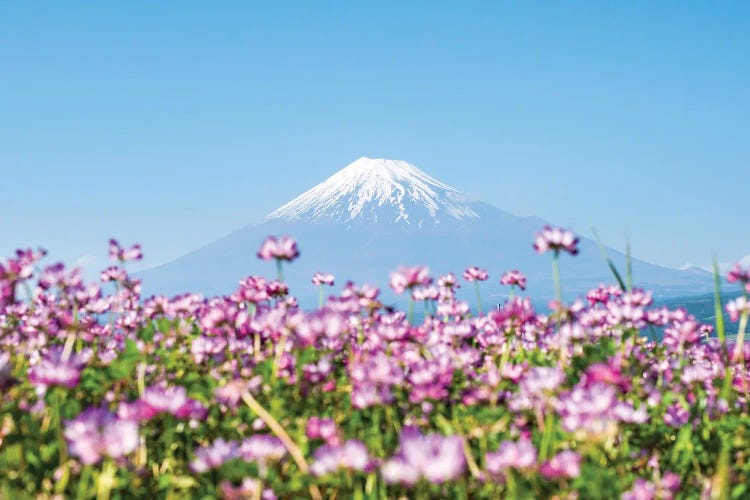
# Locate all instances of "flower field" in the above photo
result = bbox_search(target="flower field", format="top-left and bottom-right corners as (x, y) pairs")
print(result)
(1, 228), (749, 499)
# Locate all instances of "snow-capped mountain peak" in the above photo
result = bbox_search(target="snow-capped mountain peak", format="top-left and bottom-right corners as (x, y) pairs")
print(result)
(264, 157), (479, 226)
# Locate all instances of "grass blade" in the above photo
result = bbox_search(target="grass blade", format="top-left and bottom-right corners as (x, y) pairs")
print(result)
(712, 256), (726, 344)
(625, 234), (633, 293)
(591, 227), (627, 292)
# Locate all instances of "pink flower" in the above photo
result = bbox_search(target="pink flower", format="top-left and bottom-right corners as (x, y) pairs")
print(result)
(381, 427), (465, 485)
(108, 238), (143, 262)
(256, 236), (300, 262)
(521, 367), (565, 395)
(463, 267), (488, 282)
(306, 417), (339, 445)
(485, 438), (538, 473)
(663, 402), (690, 428)
(219, 478), (263, 500)
(726, 296), (750, 322)
(28, 348), (83, 389)
(190, 438), (239, 473)
(500, 270), (527, 290)
(437, 273), (459, 289)
(238, 435), (287, 464)
(533, 226), (579, 255)
(622, 479), (656, 500)
(312, 272), (335, 286)
(727, 262), (750, 284)
(64, 408), (138, 465)
(215, 379), (254, 408)
(310, 440), (371, 476)
(540, 450), (582, 480)
(136, 384), (207, 420)
(389, 266), (432, 295)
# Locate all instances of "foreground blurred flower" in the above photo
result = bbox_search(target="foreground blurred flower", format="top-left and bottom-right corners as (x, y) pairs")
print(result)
(727, 262), (750, 285)
(64, 408), (138, 465)
(135, 384), (208, 420)
(533, 226), (580, 256)
(190, 438), (239, 473)
(539, 450), (582, 480)
(305, 417), (339, 445)
(310, 440), (371, 476)
(219, 478), (264, 500)
(28, 347), (84, 389)
(485, 438), (537, 474)
(381, 427), (465, 485)
(238, 435), (287, 465)
(726, 296), (750, 323)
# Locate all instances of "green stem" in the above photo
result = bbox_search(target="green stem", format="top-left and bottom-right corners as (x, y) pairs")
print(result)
(52, 390), (69, 467)
(96, 459), (116, 500)
(552, 252), (562, 305)
(474, 282), (483, 316)
(275, 259), (284, 282)
(539, 411), (554, 460)
(318, 284), (325, 310)
(732, 310), (748, 364)
(408, 297), (415, 325)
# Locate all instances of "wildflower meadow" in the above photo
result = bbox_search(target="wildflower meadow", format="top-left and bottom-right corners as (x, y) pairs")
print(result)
(1, 228), (749, 499)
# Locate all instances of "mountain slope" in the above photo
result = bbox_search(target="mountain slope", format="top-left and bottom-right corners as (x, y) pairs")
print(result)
(140, 158), (713, 306)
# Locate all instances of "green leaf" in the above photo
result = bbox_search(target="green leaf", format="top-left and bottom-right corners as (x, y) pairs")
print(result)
(107, 339), (142, 381)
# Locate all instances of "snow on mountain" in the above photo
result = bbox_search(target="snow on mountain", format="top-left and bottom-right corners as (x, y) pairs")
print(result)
(264, 157), (479, 226)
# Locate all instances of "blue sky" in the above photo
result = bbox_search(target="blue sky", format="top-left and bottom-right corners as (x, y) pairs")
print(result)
(1, 1), (748, 275)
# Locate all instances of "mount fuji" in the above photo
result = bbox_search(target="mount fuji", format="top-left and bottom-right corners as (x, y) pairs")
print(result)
(140, 157), (712, 306)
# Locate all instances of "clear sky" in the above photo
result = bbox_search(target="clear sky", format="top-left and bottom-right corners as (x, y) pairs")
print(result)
(1, 1), (748, 275)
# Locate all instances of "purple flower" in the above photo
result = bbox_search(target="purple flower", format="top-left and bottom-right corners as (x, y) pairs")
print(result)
(485, 438), (537, 474)
(137, 384), (208, 420)
(256, 236), (300, 262)
(726, 296), (750, 322)
(533, 226), (579, 256)
(215, 379), (254, 409)
(108, 238), (143, 262)
(219, 478), (263, 500)
(463, 266), (488, 282)
(381, 427), (465, 486)
(312, 272), (335, 286)
(64, 408), (138, 465)
(28, 348), (83, 389)
(663, 402), (690, 428)
(555, 382), (619, 439)
(540, 450), (582, 480)
(310, 440), (371, 476)
(305, 417), (339, 445)
(238, 435), (287, 464)
(389, 266), (432, 294)
(190, 438), (239, 473)
(662, 320), (701, 349)
(727, 262), (750, 284)
(521, 367), (565, 395)
(622, 478), (656, 500)
(500, 270), (527, 290)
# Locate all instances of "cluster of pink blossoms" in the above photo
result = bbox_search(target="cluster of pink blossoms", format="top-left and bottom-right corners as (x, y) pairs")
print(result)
(1, 228), (749, 498)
